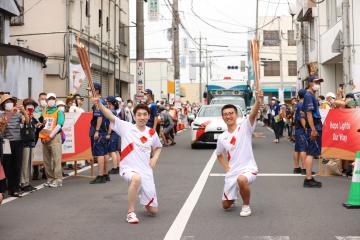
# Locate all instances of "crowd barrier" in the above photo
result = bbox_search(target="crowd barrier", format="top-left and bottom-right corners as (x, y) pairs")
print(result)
(319, 109), (360, 175)
(33, 112), (94, 178)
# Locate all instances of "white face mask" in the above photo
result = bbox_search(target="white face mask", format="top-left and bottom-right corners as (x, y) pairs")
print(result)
(47, 100), (56, 107)
(5, 102), (14, 111)
(26, 105), (34, 110)
(271, 100), (276, 105)
(40, 100), (47, 107)
(312, 84), (320, 91)
(72, 103), (77, 107)
(127, 103), (133, 108)
(58, 106), (65, 112)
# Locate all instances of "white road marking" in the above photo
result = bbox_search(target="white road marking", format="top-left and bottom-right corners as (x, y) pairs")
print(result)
(164, 151), (217, 240)
(1, 163), (97, 205)
(240, 237), (290, 240)
(336, 237), (360, 240)
(210, 173), (307, 177)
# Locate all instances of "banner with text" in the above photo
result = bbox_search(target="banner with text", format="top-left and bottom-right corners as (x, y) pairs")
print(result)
(321, 109), (360, 160)
(34, 112), (92, 163)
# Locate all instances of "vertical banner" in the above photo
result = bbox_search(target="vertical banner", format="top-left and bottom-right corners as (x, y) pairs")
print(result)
(136, 60), (145, 100)
(175, 79), (181, 107)
(69, 63), (86, 94)
(148, 0), (159, 21)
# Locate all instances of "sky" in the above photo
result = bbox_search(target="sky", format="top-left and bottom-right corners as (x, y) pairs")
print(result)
(129, 0), (297, 83)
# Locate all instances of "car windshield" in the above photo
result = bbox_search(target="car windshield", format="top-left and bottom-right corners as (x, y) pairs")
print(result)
(211, 98), (246, 110)
(197, 105), (243, 117)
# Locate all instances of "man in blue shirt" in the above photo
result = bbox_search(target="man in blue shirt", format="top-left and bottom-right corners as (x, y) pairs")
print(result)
(302, 76), (323, 188)
(143, 89), (158, 129)
(293, 89), (307, 174)
(270, 97), (281, 143)
(88, 83), (110, 184)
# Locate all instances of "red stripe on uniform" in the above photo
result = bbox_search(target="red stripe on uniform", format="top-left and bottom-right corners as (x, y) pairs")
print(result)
(149, 128), (155, 137)
(230, 136), (236, 145)
(224, 193), (229, 200)
(120, 143), (134, 161)
(146, 197), (155, 207)
(140, 136), (148, 143)
(227, 151), (231, 161)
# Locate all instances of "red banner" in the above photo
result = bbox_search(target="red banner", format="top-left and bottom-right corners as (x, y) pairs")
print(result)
(321, 109), (360, 160)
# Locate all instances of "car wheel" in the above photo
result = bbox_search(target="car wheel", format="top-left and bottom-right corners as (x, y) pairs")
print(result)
(191, 143), (199, 149)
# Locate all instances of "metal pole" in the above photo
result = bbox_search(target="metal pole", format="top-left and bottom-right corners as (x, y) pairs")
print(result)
(342, 0), (352, 94)
(136, 0), (145, 100)
(173, 0), (180, 83)
(199, 35), (202, 103)
(278, 17), (284, 103)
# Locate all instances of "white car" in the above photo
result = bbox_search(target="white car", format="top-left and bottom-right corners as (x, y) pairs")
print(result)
(210, 96), (247, 116)
(191, 104), (245, 149)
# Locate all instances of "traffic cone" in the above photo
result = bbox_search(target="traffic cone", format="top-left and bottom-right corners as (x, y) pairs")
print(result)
(343, 151), (360, 209)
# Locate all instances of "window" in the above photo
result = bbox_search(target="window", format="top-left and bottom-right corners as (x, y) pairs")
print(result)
(115, 79), (121, 97)
(264, 61), (280, 76)
(119, 22), (125, 44)
(106, 17), (110, 32)
(10, 0), (24, 26)
(85, 0), (90, 17)
(0, 15), (4, 43)
(28, 77), (32, 98)
(263, 30), (280, 46)
(288, 61), (297, 76)
(287, 30), (296, 46)
(98, 9), (102, 27)
(336, 0), (343, 21)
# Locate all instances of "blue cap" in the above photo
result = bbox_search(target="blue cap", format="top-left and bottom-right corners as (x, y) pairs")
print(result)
(142, 89), (153, 95)
(93, 83), (102, 91)
(345, 93), (355, 99)
(298, 89), (307, 98)
(106, 96), (118, 108)
(307, 76), (324, 83)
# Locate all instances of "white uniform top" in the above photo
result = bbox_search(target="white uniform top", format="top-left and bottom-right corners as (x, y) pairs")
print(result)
(216, 118), (258, 178)
(110, 118), (162, 176)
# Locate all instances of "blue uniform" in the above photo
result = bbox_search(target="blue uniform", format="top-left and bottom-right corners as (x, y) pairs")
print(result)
(90, 98), (108, 157)
(107, 109), (119, 153)
(146, 102), (158, 128)
(302, 91), (322, 157)
(294, 102), (308, 152)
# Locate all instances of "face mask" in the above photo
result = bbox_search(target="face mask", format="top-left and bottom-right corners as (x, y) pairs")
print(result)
(127, 103), (133, 108)
(58, 106), (65, 112)
(40, 100), (47, 107)
(312, 84), (320, 91)
(271, 100), (276, 105)
(5, 102), (14, 111)
(26, 105), (34, 111)
(72, 103), (77, 107)
(47, 100), (56, 107)
(144, 96), (148, 102)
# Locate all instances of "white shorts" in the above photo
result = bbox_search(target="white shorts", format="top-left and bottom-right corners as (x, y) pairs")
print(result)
(222, 171), (257, 201)
(121, 171), (158, 208)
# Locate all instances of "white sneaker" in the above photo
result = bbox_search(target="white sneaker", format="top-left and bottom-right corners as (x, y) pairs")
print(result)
(126, 212), (139, 224)
(240, 205), (252, 217)
(43, 180), (53, 187)
(49, 180), (62, 188)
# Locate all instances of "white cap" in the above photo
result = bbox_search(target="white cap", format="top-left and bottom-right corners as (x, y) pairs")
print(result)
(326, 92), (336, 99)
(115, 97), (122, 103)
(271, 97), (277, 100)
(56, 100), (65, 106)
(46, 93), (56, 99)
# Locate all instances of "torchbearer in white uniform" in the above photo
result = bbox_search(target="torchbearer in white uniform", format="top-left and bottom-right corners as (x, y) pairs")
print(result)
(92, 98), (162, 224)
(216, 91), (263, 217)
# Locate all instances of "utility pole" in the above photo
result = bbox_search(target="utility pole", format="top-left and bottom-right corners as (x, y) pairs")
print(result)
(342, 0), (352, 94)
(199, 36), (202, 103)
(278, 17), (284, 103)
(136, 0), (145, 101)
(172, 0), (180, 104)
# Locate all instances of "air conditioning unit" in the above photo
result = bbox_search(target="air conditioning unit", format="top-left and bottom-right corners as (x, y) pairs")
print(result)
(295, 22), (301, 41)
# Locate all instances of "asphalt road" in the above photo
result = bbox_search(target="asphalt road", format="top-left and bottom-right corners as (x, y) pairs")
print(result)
(0, 124), (359, 240)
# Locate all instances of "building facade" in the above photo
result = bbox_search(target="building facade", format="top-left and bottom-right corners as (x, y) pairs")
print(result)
(10, 0), (133, 108)
(295, 0), (360, 95)
(0, 0), (46, 99)
(257, 16), (298, 102)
